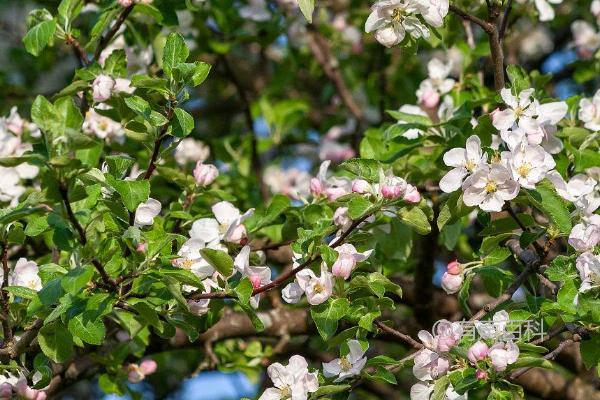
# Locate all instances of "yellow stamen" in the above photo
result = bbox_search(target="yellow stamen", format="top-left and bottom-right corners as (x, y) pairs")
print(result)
(180, 259), (194, 269)
(464, 160), (477, 172)
(517, 164), (531, 178)
(313, 282), (324, 294)
(485, 181), (498, 193)
(392, 8), (403, 22)
(340, 356), (352, 372)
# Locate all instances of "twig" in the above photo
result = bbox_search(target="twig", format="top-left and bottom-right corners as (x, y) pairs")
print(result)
(306, 26), (365, 151)
(251, 240), (294, 252)
(0, 243), (12, 345)
(219, 55), (269, 201)
(374, 320), (423, 349)
(499, 0), (514, 39)
(66, 35), (89, 66)
(510, 336), (580, 379)
(189, 213), (372, 300)
(448, 5), (493, 33)
(59, 182), (115, 286)
(93, 5), (135, 61)
(469, 239), (538, 321)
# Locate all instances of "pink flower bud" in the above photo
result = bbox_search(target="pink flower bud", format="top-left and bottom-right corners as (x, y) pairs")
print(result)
(325, 187), (347, 201)
(352, 179), (370, 194)
(15, 380), (37, 400)
(380, 177), (406, 200)
(475, 369), (488, 380)
(35, 392), (47, 400)
(249, 274), (262, 289)
(402, 184), (421, 203)
(193, 162), (219, 187)
(118, 0), (134, 6)
(332, 254), (356, 280)
(139, 359), (157, 375)
(468, 341), (490, 364)
(127, 368), (144, 383)
(446, 260), (461, 275)
(490, 107), (501, 125)
(92, 74), (115, 103)
(310, 178), (323, 197)
(441, 272), (463, 294)
(420, 89), (440, 109)
(0, 383), (12, 399)
(136, 243), (147, 253)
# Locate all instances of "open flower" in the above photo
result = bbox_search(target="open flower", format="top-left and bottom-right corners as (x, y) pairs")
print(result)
(412, 348), (450, 381)
(297, 264), (334, 305)
(134, 198), (162, 227)
(189, 201), (254, 244)
(365, 0), (448, 47)
(175, 239), (223, 285)
(410, 382), (466, 400)
(259, 355), (319, 400)
(502, 143), (555, 189)
(475, 310), (511, 340)
(92, 74), (115, 102)
(533, 0), (563, 22)
(310, 161), (352, 201)
(576, 252), (600, 293)
(572, 21), (600, 58)
(439, 135), (486, 193)
(323, 340), (368, 382)
(579, 89), (600, 131)
(489, 340), (519, 371)
(569, 216), (600, 252)
(418, 320), (463, 353)
(7, 258), (42, 291)
(331, 244), (373, 280)
(462, 164), (520, 212)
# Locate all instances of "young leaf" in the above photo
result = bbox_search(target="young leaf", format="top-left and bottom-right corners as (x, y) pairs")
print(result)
(23, 19), (56, 56)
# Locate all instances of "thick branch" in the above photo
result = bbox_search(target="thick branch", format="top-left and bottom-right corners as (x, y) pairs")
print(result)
(219, 55), (269, 201)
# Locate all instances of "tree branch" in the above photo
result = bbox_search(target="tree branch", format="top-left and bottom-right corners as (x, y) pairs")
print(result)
(93, 5), (135, 62)
(499, 0), (514, 39)
(219, 55), (269, 201)
(469, 239), (538, 321)
(189, 213), (372, 300)
(448, 5), (493, 33)
(374, 320), (423, 349)
(0, 243), (12, 345)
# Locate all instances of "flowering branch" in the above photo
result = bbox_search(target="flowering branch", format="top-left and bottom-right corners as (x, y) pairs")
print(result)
(189, 212), (373, 300)
(374, 320), (423, 349)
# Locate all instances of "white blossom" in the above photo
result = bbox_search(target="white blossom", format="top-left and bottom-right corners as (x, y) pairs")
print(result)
(189, 201), (254, 244)
(365, 0), (448, 48)
(259, 355), (319, 400)
(331, 243), (373, 280)
(462, 164), (520, 212)
(83, 109), (125, 142)
(322, 340), (367, 382)
(571, 20), (600, 58)
(410, 382), (466, 400)
(6, 258), (42, 291)
(412, 348), (450, 381)
(579, 89), (600, 131)
(474, 310), (512, 341)
(439, 135), (486, 193)
(501, 143), (555, 189)
(489, 340), (519, 371)
(239, 0), (270, 22)
(576, 252), (600, 294)
(134, 198), (162, 227)
(174, 138), (210, 165)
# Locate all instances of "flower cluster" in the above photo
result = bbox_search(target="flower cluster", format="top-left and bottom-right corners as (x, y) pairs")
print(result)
(0, 108), (40, 206)
(259, 341), (368, 399)
(440, 87), (568, 212)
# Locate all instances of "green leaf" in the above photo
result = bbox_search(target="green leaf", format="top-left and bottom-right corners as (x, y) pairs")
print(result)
(348, 196), (374, 220)
(235, 278), (254, 306)
(298, 0), (315, 22)
(482, 247), (511, 266)
(310, 298), (350, 340)
(340, 158), (381, 182)
(170, 108), (194, 138)
(509, 356), (553, 370)
(312, 385), (351, 396)
(4, 286), (37, 300)
(68, 314), (106, 345)
(527, 180), (572, 234)
(61, 266), (94, 294)
(163, 32), (189, 77)
(580, 334), (600, 370)
(437, 191), (472, 230)
(107, 177), (150, 212)
(200, 248), (234, 277)
(545, 255), (577, 282)
(38, 321), (74, 363)
(190, 61), (211, 86)
(431, 375), (450, 400)
(23, 19), (56, 56)
(398, 206), (431, 235)
(248, 194), (291, 232)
